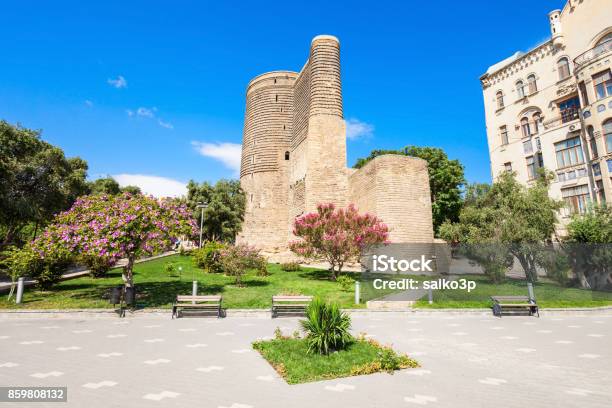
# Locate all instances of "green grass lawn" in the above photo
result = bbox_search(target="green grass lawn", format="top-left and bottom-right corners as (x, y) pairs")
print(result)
(0, 254), (362, 309)
(2, 255), (611, 309)
(252, 337), (419, 384)
(413, 274), (612, 308)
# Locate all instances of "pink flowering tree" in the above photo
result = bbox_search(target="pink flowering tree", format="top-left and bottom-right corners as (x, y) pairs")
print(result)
(290, 203), (389, 280)
(31, 193), (197, 287)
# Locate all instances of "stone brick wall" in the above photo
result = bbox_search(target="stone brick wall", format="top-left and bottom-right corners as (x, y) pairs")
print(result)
(348, 155), (434, 243)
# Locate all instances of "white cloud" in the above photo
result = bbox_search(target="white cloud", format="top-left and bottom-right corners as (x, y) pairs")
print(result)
(158, 119), (173, 129)
(84, 100), (93, 107)
(191, 141), (242, 175)
(136, 107), (155, 118)
(126, 109), (134, 117)
(107, 75), (127, 89)
(345, 118), (374, 140)
(112, 174), (187, 198)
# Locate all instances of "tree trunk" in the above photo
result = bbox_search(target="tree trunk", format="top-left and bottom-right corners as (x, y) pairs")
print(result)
(122, 255), (136, 288)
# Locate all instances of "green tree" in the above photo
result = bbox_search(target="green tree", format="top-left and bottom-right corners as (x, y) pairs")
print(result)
(353, 146), (465, 234)
(0, 120), (88, 247)
(440, 172), (562, 282)
(87, 177), (141, 196)
(186, 179), (245, 242)
(564, 205), (612, 289)
(32, 194), (196, 288)
(463, 182), (491, 206)
(87, 177), (121, 195)
(121, 185), (142, 195)
(566, 205), (612, 243)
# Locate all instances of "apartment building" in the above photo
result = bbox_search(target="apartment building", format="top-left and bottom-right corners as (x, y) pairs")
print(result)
(480, 0), (611, 227)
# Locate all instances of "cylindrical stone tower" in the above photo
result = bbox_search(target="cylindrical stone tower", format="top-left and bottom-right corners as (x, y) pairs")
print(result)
(303, 35), (348, 211)
(237, 71), (297, 249)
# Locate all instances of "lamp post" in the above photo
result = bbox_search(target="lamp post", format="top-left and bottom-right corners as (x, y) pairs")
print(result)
(196, 202), (208, 248)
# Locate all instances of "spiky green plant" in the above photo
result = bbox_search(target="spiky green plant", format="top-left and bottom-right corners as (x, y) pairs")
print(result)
(300, 298), (353, 355)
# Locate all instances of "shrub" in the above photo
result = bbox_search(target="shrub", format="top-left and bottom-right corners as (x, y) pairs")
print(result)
(280, 262), (301, 272)
(81, 255), (113, 278)
(337, 275), (355, 291)
(2, 246), (72, 291)
(164, 262), (178, 276)
(300, 298), (353, 355)
(290, 203), (388, 280)
(218, 244), (268, 285)
(192, 241), (226, 273)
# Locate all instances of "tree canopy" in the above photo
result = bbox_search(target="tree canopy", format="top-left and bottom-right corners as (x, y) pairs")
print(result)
(439, 171), (562, 282)
(353, 146), (465, 234)
(87, 177), (141, 196)
(0, 120), (89, 247)
(31, 193), (197, 287)
(186, 179), (245, 242)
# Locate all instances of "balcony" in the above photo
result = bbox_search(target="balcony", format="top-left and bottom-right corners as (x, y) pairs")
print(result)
(542, 106), (580, 130)
(574, 39), (612, 69)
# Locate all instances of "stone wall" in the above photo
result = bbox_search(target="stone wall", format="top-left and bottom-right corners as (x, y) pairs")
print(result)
(349, 154), (434, 243)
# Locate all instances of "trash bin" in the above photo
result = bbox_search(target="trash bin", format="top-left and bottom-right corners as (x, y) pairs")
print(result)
(124, 286), (136, 306)
(110, 286), (122, 305)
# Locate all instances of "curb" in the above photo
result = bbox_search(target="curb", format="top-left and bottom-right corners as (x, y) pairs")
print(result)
(1, 306), (611, 319)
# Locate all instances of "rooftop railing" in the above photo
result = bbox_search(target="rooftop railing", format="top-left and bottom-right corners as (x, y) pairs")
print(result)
(574, 39), (612, 69)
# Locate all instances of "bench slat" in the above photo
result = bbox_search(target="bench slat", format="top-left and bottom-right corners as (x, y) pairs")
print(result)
(177, 295), (221, 301)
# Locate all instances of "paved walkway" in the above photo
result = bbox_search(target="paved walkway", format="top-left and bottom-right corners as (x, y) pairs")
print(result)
(1, 313), (610, 407)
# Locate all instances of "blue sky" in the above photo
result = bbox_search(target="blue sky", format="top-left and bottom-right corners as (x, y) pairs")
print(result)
(0, 0), (563, 196)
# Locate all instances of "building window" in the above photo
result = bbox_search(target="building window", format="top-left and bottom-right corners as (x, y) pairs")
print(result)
(608, 159), (612, 173)
(596, 179), (606, 204)
(496, 91), (504, 109)
(561, 184), (590, 215)
(557, 57), (571, 81)
(504, 162), (513, 172)
(605, 119), (612, 153)
(536, 152), (544, 168)
(527, 75), (537, 94)
(284, 151), (290, 160)
(578, 81), (589, 106)
(555, 136), (584, 169)
(523, 139), (533, 155)
(275, 95), (278, 102)
(593, 70), (612, 100)
(500, 125), (508, 145)
(526, 156), (537, 180)
(532, 112), (541, 134)
(521, 117), (531, 137)
(558, 97), (580, 123)
(535, 136), (542, 151)
(516, 80), (525, 98)
(593, 162), (601, 177)
(587, 126), (598, 158)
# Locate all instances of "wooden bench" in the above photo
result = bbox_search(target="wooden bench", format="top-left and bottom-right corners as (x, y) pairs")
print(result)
(172, 295), (222, 318)
(491, 295), (539, 317)
(271, 295), (313, 318)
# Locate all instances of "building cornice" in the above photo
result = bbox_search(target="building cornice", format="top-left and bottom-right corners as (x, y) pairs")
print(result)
(480, 40), (554, 89)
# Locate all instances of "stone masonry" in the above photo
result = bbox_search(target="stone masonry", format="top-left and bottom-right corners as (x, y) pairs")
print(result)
(237, 35), (434, 256)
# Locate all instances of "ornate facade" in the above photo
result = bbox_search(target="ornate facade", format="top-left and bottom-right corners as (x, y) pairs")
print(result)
(481, 0), (612, 231)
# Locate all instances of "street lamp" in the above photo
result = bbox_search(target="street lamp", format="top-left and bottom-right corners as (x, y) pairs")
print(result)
(196, 202), (208, 248)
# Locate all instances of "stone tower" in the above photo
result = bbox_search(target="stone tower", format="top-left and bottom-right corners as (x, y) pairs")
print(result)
(237, 35), (434, 256)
